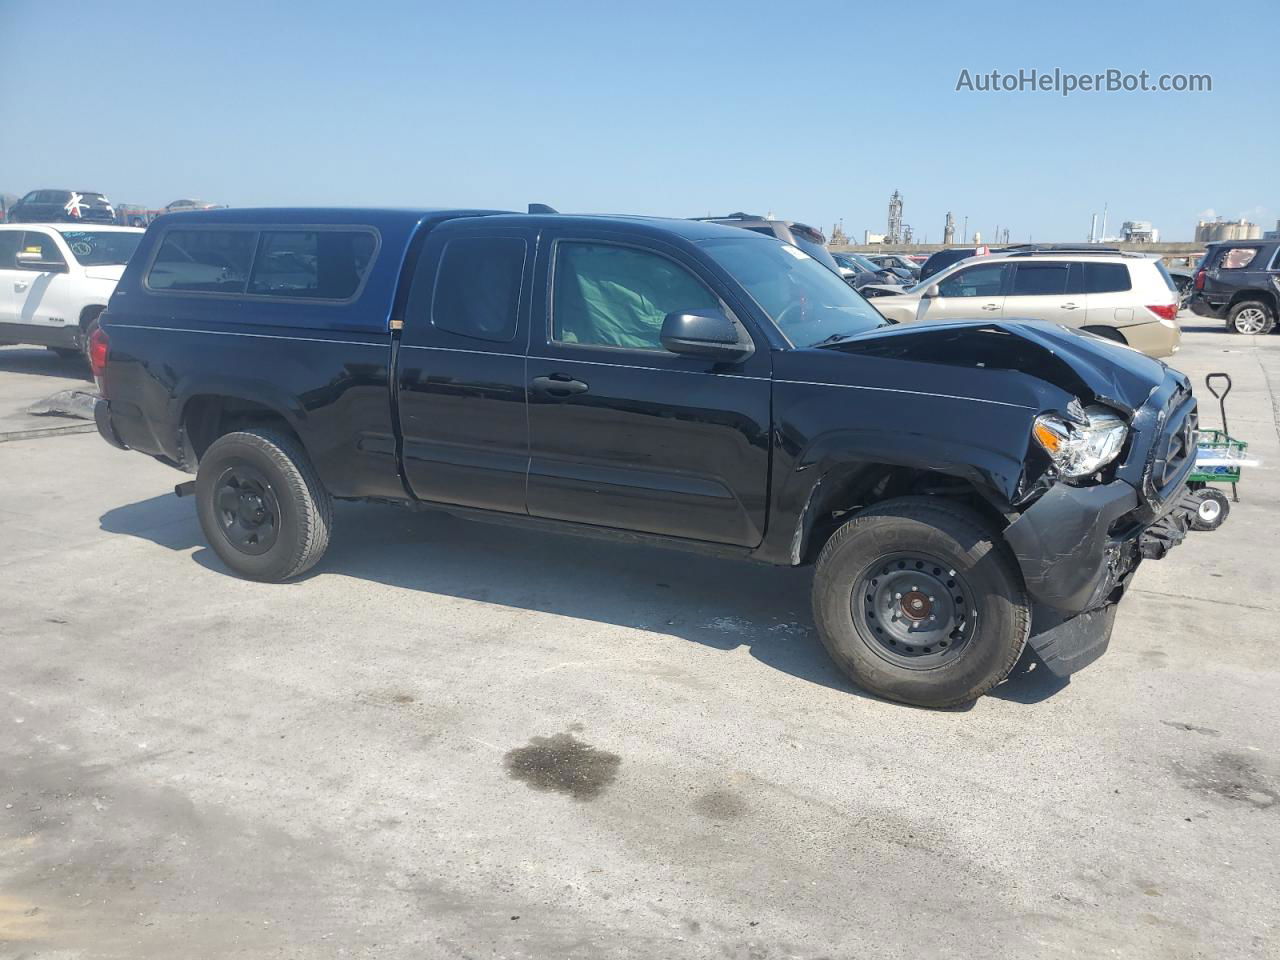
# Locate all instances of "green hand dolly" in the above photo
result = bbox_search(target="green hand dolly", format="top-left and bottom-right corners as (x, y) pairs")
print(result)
(1186, 373), (1253, 531)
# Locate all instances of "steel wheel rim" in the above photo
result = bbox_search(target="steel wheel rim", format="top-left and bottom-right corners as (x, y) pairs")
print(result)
(851, 553), (978, 669)
(213, 462), (280, 556)
(1235, 308), (1266, 333)
(1198, 498), (1221, 522)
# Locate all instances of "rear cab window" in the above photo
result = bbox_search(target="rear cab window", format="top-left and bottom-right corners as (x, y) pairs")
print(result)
(431, 236), (526, 342)
(146, 227), (378, 299)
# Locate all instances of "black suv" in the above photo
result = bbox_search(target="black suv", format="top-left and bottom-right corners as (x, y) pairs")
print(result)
(8, 189), (116, 224)
(1190, 240), (1280, 334)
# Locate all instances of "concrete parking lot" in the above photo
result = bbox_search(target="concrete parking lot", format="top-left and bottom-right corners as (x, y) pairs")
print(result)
(1, 319), (1277, 959)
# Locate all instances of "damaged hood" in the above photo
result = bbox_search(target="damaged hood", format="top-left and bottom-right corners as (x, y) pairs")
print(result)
(826, 318), (1171, 415)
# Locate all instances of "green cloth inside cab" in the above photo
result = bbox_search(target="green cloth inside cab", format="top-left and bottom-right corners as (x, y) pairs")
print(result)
(554, 243), (719, 349)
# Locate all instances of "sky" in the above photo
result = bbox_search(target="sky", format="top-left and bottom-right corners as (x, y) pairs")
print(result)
(1, 0), (1273, 242)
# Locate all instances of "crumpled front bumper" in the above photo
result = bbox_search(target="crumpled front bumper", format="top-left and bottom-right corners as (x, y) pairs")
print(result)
(1004, 478), (1196, 677)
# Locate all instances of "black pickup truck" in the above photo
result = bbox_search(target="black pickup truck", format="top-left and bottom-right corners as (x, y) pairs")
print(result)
(92, 208), (1200, 707)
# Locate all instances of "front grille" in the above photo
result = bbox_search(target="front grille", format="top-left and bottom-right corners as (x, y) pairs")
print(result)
(1149, 387), (1198, 500)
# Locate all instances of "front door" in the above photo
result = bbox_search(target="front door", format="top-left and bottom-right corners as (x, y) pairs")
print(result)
(525, 233), (771, 547)
(14, 230), (74, 333)
(395, 220), (536, 514)
(919, 262), (1010, 322)
(1004, 260), (1082, 326)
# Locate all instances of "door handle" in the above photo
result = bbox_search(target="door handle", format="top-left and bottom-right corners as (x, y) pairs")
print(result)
(14, 281), (28, 291)
(531, 374), (589, 397)
(1061, 302), (1080, 310)
(981, 303), (1000, 311)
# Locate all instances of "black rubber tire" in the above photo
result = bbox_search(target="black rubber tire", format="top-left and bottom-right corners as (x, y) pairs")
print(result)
(1226, 300), (1275, 335)
(1190, 488), (1230, 532)
(812, 496), (1031, 708)
(195, 428), (333, 581)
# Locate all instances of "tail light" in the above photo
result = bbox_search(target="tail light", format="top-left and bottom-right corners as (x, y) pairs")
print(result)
(1194, 268), (1206, 290)
(89, 326), (110, 379)
(1146, 303), (1179, 321)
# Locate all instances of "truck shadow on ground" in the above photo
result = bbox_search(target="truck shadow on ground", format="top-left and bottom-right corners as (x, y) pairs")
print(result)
(0, 346), (92, 380)
(100, 496), (1067, 706)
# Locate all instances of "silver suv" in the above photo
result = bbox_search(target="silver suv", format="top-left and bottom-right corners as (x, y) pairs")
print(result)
(693, 213), (842, 273)
(870, 249), (1182, 358)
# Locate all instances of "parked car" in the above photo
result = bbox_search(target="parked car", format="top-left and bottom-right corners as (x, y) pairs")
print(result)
(1165, 266), (1195, 307)
(866, 253), (921, 281)
(917, 244), (1117, 283)
(1189, 240), (1280, 334)
(0, 224), (143, 363)
(831, 251), (904, 289)
(164, 198), (222, 214)
(7, 190), (116, 224)
(871, 249), (1182, 358)
(693, 213), (843, 273)
(918, 246), (999, 282)
(94, 208), (1200, 708)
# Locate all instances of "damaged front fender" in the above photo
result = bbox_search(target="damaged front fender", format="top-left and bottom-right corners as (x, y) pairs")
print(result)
(1004, 479), (1138, 613)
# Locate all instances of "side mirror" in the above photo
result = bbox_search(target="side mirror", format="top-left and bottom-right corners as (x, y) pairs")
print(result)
(15, 250), (67, 272)
(661, 309), (754, 363)
(923, 283), (940, 298)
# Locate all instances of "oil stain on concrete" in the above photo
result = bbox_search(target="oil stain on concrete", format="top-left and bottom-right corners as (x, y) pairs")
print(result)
(1175, 751), (1278, 810)
(504, 732), (621, 801)
(692, 789), (749, 821)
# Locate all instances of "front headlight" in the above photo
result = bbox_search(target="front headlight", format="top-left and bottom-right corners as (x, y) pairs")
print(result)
(1032, 405), (1128, 478)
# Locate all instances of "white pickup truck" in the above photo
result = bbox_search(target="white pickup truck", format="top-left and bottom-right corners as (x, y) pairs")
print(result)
(0, 224), (144, 365)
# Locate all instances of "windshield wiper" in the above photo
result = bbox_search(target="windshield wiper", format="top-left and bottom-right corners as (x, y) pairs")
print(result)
(812, 333), (858, 347)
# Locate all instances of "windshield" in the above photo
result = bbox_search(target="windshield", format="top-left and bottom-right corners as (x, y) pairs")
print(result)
(701, 237), (890, 346)
(57, 230), (142, 266)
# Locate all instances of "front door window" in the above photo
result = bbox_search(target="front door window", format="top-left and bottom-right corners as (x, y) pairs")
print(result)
(551, 242), (720, 351)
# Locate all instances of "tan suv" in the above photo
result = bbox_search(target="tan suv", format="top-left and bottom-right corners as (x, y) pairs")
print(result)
(869, 250), (1182, 357)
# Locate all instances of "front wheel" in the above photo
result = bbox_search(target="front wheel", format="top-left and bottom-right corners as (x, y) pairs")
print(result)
(1190, 488), (1230, 531)
(195, 428), (333, 581)
(812, 497), (1030, 708)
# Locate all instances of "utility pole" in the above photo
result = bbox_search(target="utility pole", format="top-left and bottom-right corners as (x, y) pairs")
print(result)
(963, 215), (968, 244)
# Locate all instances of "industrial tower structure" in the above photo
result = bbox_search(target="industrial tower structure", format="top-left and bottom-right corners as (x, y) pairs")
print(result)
(886, 190), (903, 245)
(943, 212), (955, 245)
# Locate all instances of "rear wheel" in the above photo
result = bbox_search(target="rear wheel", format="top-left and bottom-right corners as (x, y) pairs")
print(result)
(812, 496), (1030, 708)
(1227, 300), (1275, 335)
(195, 428), (333, 581)
(1190, 488), (1230, 531)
